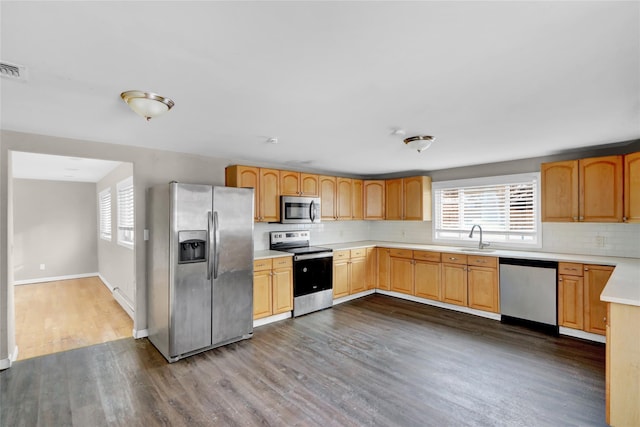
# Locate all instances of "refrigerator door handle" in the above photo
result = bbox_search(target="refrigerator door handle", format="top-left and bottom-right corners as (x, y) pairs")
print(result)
(213, 211), (220, 279)
(207, 211), (214, 280)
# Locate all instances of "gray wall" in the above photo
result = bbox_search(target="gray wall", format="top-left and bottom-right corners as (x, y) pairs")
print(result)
(96, 163), (135, 314)
(12, 179), (98, 282)
(1, 129), (231, 364)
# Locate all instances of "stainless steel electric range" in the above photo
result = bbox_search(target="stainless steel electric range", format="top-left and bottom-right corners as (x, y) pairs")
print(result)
(269, 230), (333, 317)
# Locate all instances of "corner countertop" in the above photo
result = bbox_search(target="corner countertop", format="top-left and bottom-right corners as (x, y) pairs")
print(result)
(306, 240), (640, 307)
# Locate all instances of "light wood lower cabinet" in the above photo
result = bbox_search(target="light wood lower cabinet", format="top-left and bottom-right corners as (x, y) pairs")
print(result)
(377, 248), (391, 290)
(366, 247), (377, 290)
(333, 249), (368, 299)
(389, 249), (414, 295)
(440, 253), (499, 313)
(414, 259), (441, 300)
(442, 262), (468, 306)
(253, 257), (293, 320)
(558, 262), (612, 336)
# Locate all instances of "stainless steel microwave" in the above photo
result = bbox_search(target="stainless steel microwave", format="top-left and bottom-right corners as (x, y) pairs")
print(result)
(280, 196), (321, 224)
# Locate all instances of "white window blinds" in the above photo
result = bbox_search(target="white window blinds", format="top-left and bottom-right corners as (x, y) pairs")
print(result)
(117, 177), (134, 248)
(99, 189), (112, 241)
(433, 173), (540, 247)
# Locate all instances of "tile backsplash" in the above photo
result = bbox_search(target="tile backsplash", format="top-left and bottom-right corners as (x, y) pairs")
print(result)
(255, 220), (640, 258)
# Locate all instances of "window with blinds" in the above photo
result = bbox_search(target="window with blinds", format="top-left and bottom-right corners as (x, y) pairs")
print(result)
(98, 188), (112, 241)
(433, 173), (540, 247)
(117, 177), (134, 248)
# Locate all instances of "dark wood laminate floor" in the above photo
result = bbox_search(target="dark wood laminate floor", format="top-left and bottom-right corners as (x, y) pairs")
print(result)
(1, 294), (606, 427)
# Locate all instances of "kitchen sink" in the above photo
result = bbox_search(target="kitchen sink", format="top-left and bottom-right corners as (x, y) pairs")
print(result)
(458, 248), (496, 253)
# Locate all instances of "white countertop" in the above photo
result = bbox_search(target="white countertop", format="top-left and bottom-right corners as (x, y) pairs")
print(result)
(300, 240), (640, 307)
(254, 250), (293, 260)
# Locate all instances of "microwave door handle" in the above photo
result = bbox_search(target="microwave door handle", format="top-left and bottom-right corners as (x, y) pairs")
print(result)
(310, 200), (315, 222)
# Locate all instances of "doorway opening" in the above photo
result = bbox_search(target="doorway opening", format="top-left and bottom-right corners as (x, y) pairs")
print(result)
(10, 151), (136, 360)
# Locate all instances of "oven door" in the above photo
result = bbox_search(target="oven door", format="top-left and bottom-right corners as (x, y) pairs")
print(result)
(293, 253), (333, 297)
(280, 196), (321, 224)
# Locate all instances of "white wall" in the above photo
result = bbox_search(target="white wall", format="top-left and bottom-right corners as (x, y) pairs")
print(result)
(12, 179), (98, 282)
(96, 163), (135, 315)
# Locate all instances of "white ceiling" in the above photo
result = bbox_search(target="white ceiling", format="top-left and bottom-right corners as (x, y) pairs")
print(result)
(1, 1), (638, 176)
(11, 151), (122, 183)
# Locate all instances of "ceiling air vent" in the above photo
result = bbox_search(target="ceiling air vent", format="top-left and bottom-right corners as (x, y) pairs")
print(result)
(0, 61), (27, 81)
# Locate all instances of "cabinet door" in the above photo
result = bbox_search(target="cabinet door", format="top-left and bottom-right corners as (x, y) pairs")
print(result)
(253, 269), (272, 319)
(624, 152), (640, 223)
(366, 247), (377, 290)
(541, 160), (579, 222)
(226, 165), (260, 222)
(260, 168), (280, 222)
(414, 260), (441, 301)
(300, 173), (319, 197)
(337, 177), (353, 220)
(319, 175), (337, 220)
(403, 176), (432, 221)
(364, 180), (385, 220)
(580, 156), (623, 222)
(350, 257), (367, 294)
(272, 267), (293, 315)
(390, 256), (414, 295)
(584, 265), (614, 335)
(385, 178), (403, 220)
(377, 248), (390, 290)
(558, 274), (584, 330)
(333, 259), (350, 299)
(468, 266), (499, 313)
(280, 171), (300, 196)
(352, 179), (364, 220)
(442, 263), (467, 306)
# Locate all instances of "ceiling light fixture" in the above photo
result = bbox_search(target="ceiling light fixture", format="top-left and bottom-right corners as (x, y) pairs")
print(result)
(266, 137), (279, 144)
(120, 90), (175, 121)
(404, 135), (435, 153)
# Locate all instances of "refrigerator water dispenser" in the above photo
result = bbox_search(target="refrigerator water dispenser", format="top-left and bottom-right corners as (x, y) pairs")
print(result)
(178, 230), (207, 263)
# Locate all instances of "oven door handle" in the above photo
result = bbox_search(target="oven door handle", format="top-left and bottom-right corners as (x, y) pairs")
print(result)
(294, 252), (333, 261)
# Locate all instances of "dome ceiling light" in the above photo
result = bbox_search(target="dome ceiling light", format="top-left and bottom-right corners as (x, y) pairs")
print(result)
(120, 90), (175, 121)
(404, 135), (435, 153)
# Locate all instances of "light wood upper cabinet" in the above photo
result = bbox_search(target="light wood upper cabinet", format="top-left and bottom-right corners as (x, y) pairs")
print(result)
(580, 156), (623, 222)
(301, 173), (320, 197)
(319, 175), (337, 220)
(624, 152), (640, 222)
(337, 177), (353, 220)
(541, 160), (579, 222)
(352, 179), (363, 220)
(226, 165), (279, 222)
(584, 264), (613, 335)
(385, 178), (403, 220)
(280, 171), (319, 197)
(364, 180), (385, 220)
(542, 155), (623, 223)
(385, 176), (432, 221)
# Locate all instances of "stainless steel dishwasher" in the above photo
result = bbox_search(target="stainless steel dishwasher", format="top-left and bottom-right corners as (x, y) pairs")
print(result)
(499, 258), (558, 334)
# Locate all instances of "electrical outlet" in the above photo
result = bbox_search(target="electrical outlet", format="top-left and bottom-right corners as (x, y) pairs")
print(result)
(595, 236), (605, 248)
(39, 264), (45, 270)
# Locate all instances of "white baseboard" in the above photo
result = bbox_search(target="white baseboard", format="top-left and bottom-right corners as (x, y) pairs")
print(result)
(13, 272), (98, 286)
(133, 329), (148, 339)
(559, 326), (606, 343)
(375, 289), (502, 321)
(0, 346), (19, 370)
(333, 289), (376, 306)
(98, 274), (134, 320)
(253, 312), (291, 328)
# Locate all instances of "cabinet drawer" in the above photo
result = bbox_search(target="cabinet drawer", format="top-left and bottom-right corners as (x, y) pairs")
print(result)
(254, 259), (273, 271)
(389, 248), (413, 259)
(351, 248), (366, 258)
(334, 250), (350, 260)
(467, 256), (497, 268)
(272, 256), (292, 269)
(559, 262), (583, 276)
(441, 253), (468, 265)
(413, 251), (441, 262)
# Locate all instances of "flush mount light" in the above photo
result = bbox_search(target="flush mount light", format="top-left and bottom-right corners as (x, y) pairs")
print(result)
(404, 135), (435, 153)
(120, 90), (175, 121)
(266, 137), (279, 144)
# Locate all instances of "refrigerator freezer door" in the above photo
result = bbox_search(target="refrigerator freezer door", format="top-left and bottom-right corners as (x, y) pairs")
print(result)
(211, 186), (254, 346)
(170, 183), (213, 357)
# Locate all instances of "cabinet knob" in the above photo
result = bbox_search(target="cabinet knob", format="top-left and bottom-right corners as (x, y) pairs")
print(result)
(623, 216), (628, 222)
(579, 216), (584, 221)
(573, 216), (578, 221)
(584, 267), (589, 271)
(559, 278), (563, 281)
(449, 257), (458, 261)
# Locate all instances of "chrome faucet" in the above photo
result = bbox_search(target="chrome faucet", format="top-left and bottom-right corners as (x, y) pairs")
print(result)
(469, 224), (490, 249)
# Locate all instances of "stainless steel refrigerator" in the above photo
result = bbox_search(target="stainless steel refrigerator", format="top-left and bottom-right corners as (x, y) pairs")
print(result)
(147, 182), (254, 362)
